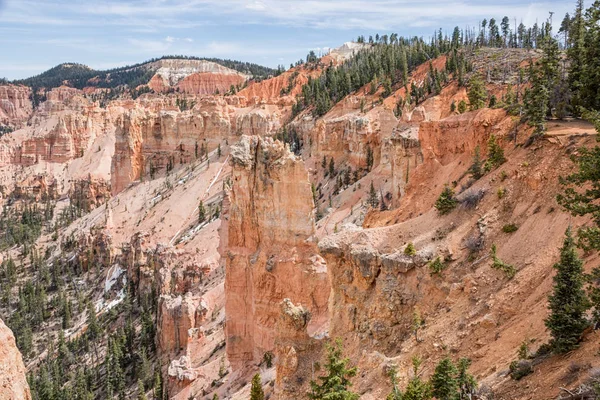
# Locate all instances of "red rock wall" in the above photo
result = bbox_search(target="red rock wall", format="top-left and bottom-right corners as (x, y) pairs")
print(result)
(221, 136), (329, 369)
(0, 318), (32, 400)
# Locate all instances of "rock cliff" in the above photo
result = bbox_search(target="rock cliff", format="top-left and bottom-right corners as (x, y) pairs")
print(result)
(0, 319), (31, 400)
(0, 85), (32, 127)
(221, 136), (329, 369)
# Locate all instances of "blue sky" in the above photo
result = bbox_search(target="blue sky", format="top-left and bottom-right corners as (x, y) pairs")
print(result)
(0, 0), (574, 80)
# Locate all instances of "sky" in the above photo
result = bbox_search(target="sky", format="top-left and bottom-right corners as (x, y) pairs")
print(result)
(0, 0), (574, 80)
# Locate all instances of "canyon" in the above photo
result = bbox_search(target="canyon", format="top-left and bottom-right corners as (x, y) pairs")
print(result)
(0, 41), (598, 400)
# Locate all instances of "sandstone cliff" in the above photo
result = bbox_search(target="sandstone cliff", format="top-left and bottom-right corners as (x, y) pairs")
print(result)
(0, 319), (31, 400)
(0, 85), (32, 127)
(221, 136), (329, 370)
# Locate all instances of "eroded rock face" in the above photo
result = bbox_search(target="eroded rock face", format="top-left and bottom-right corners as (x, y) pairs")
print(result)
(110, 100), (283, 194)
(319, 228), (434, 353)
(147, 59), (248, 95)
(419, 108), (510, 165)
(0, 318), (32, 400)
(221, 136), (329, 369)
(0, 85), (32, 127)
(274, 299), (323, 400)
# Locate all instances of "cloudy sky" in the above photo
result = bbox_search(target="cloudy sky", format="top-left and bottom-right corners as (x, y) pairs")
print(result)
(0, 0), (574, 80)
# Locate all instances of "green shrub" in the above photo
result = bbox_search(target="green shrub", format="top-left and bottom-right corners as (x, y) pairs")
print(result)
(490, 244), (516, 278)
(435, 186), (458, 215)
(497, 187), (506, 199)
(429, 257), (446, 275)
(404, 242), (417, 256)
(509, 360), (533, 380)
(502, 224), (518, 233)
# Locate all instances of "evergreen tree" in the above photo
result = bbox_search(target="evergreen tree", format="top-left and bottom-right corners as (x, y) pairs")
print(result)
(483, 134), (506, 172)
(545, 228), (590, 353)
(87, 301), (101, 341)
(250, 373), (265, 400)
(153, 371), (163, 400)
(366, 145), (374, 171)
(198, 201), (206, 224)
(62, 296), (72, 329)
(430, 357), (458, 400)
(308, 339), (359, 400)
(579, 1), (600, 111)
(456, 358), (477, 400)
(568, 0), (586, 112)
(386, 366), (403, 400)
(434, 186), (457, 215)
(469, 146), (483, 180)
(467, 74), (487, 111)
(557, 118), (600, 251)
(329, 157), (335, 177)
(403, 357), (431, 400)
(138, 380), (148, 400)
(457, 100), (467, 114)
(368, 182), (379, 208)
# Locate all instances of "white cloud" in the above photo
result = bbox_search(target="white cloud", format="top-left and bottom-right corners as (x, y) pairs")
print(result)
(2, 0), (573, 31)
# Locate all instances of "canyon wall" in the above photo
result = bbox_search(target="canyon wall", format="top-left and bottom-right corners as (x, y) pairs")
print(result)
(0, 85), (32, 127)
(0, 318), (31, 400)
(221, 135), (329, 369)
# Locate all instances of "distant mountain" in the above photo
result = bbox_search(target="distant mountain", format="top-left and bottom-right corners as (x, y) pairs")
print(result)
(13, 56), (276, 90)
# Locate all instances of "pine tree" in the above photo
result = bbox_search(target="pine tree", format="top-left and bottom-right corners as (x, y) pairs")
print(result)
(469, 146), (483, 180)
(368, 182), (379, 208)
(430, 357), (458, 400)
(308, 339), (358, 400)
(329, 157), (335, 177)
(198, 201), (206, 224)
(568, 0), (586, 112)
(457, 100), (467, 114)
(467, 74), (487, 111)
(138, 380), (148, 400)
(434, 186), (457, 215)
(456, 358), (477, 400)
(403, 357), (431, 400)
(62, 296), (72, 330)
(579, 1), (600, 111)
(217, 143), (222, 158)
(366, 145), (374, 171)
(250, 373), (265, 400)
(483, 134), (506, 172)
(153, 371), (163, 400)
(386, 366), (403, 400)
(87, 301), (101, 341)
(557, 119), (600, 251)
(545, 228), (590, 353)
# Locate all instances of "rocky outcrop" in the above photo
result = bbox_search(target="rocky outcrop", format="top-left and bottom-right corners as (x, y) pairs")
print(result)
(69, 178), (110, 211)
(419, 108), (511, 165)
(319, 227), (435, 354)
(157, 293), (207, 355)
(0, 318), (32, 400)
(147, 59), (248, 95)
(11, 113), (99, 166)
(274, 299), (323, 400)
(385, 125), (422, 208)
(10, 174), (58, 201)
(221, 136), (329, 370)
(0, 85), (32, 127)
(177, 73), (246, 95)
(111, 100), (284, 193)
